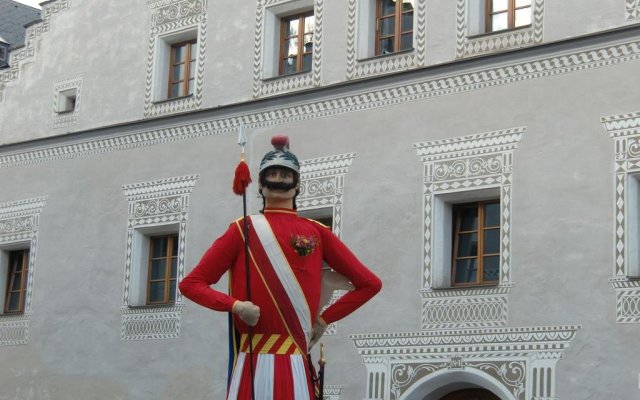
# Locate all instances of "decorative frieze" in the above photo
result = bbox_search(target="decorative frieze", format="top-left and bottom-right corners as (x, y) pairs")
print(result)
(626, 0), (640, 20)
(323, 385), (343, 400)
(2, 38), (639, 168)
(456, 0), (544, 58)
(351, 326), (579, 400)
(0, 196), (47, 346)
(603, 111), (640, 323)
(120, 175), (198, 340)
(420, 287), (508, 329)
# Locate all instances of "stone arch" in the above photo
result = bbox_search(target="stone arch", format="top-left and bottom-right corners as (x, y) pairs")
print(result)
(400, 369), (517, 400)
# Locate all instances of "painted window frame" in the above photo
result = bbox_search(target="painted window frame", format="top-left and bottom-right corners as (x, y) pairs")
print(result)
(374, 0), (414, 56)
(279, 11), (314, 76)
(167, 39), (197, 100)
(3, 249), (29, 314)
(146, 234), (179, 305)
(484, 0), (532, 33)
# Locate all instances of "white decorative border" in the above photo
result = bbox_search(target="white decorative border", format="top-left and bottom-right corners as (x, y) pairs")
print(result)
(143, 0), (207, 118)
(1, 37), (639, 169)
(602, 111), (640, 323)
(414, 127), (524, 329)
(627, 0), (640, 20)
(346, 0), (427, 80)
(51, 74), (84, 129)
(0, 0), (71, 103)
(324, 385), (343, 400)
(456, 0), (544, 59)
(0, 196), (47, 346)
(299, 152), (356, 336)
(120, 174), (198, 340)
(252, 0), (323, 98)
(351, 325), (579, 400)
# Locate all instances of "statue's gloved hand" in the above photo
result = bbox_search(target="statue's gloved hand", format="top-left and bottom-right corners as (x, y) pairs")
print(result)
(232, 301), (261, 327)
(308, 317), (328, 350)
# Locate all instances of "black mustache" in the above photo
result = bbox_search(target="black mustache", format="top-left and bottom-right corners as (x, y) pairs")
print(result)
(262, 181), (297, 191)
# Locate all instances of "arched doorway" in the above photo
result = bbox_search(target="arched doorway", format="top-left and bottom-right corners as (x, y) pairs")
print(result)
(439, 388), (500, 400)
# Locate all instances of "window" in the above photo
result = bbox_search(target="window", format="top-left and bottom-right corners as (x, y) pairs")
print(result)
(279, 12), (314, 75)
(451, 201), (500, 287)
(485, 0), (531, 33)
(0, 45), (7, 63)
(147, 234), (178, 305)
(375, 0), (414, 55)
(56, 88), (77, 113)
(167, 40), (196, 99)
(4, 249), (29, 314)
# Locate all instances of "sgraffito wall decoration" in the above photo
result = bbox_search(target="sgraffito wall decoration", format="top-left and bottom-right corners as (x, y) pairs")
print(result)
(51, 74), (84, 129)
(602, 111), (640, 323)
(414, 128), (525, 330)
(120, 174), (198, 340)
(0, 196), (47, 346)
(626, 0), (640, 20)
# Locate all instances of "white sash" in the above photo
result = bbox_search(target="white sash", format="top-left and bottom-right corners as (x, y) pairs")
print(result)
(251, 215), (312, 343)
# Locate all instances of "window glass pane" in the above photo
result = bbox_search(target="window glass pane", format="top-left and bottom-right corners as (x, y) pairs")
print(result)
(170, 257), (178, 279)
(515, 7), (532, 27)
(170, 83), (181, 98)
(189, 62), (195, 80)
(402, 0), (414, 11)
(188, 79), (194, 95)
(455, 259), (477, 284)
(150, 259), (166, 280)
(459, 207), (478, 231)
(285, 38), (299, 56)
(379, 38), (394, 54)
(380, 0), (396, 16)
(380, 17), (395, 36)
(483, 255), (500, 282)
(7, 292), (20, 311)
(402, 13), (413, 31)
(171, 236), (179, 255)
(190, 43), (197, 60)
(515, 0), (531, 7)
(151, 237), (168, 258)
(149, 282), (165, 303)
(303, 34), (313, 53)
(302, 54), (312, 72)
(11, 274), (22, 291)
(491, 12), (508, 31)
(172, 64), (184, 82)
(483, 229), (500, 254)
(304, 15), (315, 34)
(283, 57), (297, 74)
(169, 281), (176, 302)
(174, 45), (185, 63)
(285, 18), (299, 37)
(491, 0), (508, 12)
(484, 203), (500, 227)
(457, 233), (478, 257)
(400, 33), (413, 50)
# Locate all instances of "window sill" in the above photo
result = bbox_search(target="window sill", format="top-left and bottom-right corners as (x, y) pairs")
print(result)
(152, 94), (193, 105)
(468, 24), (533, 40)
(262, 70), (311, 82)
(357, 48), (414, 63)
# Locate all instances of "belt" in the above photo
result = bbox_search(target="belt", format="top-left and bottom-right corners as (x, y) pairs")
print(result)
(239, 333), (302, 355)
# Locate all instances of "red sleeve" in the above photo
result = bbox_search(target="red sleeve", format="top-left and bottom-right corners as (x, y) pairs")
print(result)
(318, 227), (382, 325)
(178, 222), (242, 312)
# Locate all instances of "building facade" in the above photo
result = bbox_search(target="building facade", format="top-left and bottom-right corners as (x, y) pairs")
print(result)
(0, 1), (639, 399)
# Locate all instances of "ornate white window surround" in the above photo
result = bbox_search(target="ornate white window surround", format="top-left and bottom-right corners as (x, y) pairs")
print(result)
(52, 74), (83, 129)
(627, 0), (640, 20)
(346, 0), (427, 80)
(144, 0), (207, 118)
(298, 152), (356, 336)
(456, 0), (544, 59)
(602, 111), (640, 323)
(121, 174), (198, 340)
(351, 325), (580, 400)
(414, 127), (525, 330)
(252, 0), (323, 98)
(0, 196), (47, 346)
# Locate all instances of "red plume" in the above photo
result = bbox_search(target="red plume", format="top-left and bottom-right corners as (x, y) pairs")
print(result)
(271, 135), (289, 150)
(233, 160), (252, 195)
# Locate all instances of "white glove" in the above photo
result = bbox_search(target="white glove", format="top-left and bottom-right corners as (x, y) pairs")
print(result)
(232, 300), (260, 327)
(308, 317), (328, 350)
